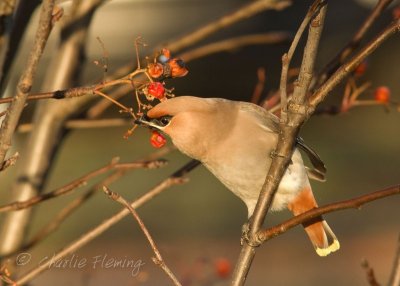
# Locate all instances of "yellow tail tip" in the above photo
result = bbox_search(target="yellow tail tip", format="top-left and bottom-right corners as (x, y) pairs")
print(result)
(316, 239), (340, 257)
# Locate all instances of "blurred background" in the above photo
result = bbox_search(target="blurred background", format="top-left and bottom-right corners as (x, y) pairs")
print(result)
(0, 0), (399, 285)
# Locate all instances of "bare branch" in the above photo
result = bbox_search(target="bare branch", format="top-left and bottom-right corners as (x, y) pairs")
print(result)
(0, 0), (55, 165)
(231, 4), (327, 285)
(180, 32), (291, 62)
(86, 84), (132, 119)
(0, 158), (167, 213)
(103, 186), (182, 286)
(166, 0), (291, 52)
(308, 19), (400, 110)
(279, 0), (325, 121)
(316, 0), (395, 86)
(17, 118), (132, 133)
(3, 149), (175, 259)
(14, 160), (200, 285)
(0, 0), (107, 257)
(257, 185), (400, 242)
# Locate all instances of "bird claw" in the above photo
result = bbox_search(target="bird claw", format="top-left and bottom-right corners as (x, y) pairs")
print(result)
(240, 222), (251, 246)
(241, 219), (262, 247)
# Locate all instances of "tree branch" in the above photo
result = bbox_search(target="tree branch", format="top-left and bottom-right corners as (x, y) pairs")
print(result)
(0, 0), (55, 166)
(103, 186), (182, 286)
(257, 185), (400, 242)
(14, 160), (200, 285)
(179, 32), (291, 62)
(308, 18), (400, 110)
(279, 0), (324, 121)
(231, 4), (327, 285)
(0, 158), (167, 213)
(166, 0), (291, 52)
(0, 0), (106, 257)
(315, 0), (395, 86)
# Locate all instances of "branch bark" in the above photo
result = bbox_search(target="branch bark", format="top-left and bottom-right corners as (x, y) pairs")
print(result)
(0, 0), (55, 166)
(257, 185), (400, 242)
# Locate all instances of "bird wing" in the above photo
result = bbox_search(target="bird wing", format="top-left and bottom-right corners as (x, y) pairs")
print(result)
(239, 102), (326, 182)
(238, 102), (280, 133)
(296, 137), (327, 182)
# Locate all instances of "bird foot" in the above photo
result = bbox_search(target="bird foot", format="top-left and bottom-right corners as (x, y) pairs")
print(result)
(241, 221), (262, 247)
(240, 222), (251, 246)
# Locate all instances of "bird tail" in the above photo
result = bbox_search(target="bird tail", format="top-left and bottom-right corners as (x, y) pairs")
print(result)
(288, 187), (340, 257)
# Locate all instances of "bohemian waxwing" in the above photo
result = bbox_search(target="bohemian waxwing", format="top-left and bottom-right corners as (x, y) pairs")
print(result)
(136, 96), (340, 256)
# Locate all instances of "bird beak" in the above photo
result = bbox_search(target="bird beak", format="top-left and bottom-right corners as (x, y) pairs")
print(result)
(135, 114), (161, 131)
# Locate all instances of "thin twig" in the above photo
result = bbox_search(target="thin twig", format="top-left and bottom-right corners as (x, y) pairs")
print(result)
(0, 0), (55, 165)
(308, 18), (400, 110)
(315, 0), (395, 86)
(0, 0), (107, 257)
(362, 259), (381, 286)
(103, 186), (182, 286)
(0, 158), (167, 212)
(86, 84), (132, 119)
(18, 118), (132, 133)
(180, 32), (291, 62)
(389, 234), (400, 286)
(3, 171), (124, 259)
(14, 160), (200, 285)
(166, 0), (291, 52)
(279, 0), (324, 122)
(290, 0), (326, 106)
(4, 149), (175, 258)
(257, 185), (400, 242)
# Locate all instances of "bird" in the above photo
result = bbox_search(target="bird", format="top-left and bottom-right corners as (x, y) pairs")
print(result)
(135, 96), (340, 256)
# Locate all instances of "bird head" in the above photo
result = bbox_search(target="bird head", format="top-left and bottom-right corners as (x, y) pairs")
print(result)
(135, 96), (236, 159)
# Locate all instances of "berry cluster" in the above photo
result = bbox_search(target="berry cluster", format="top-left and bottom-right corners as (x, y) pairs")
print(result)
(140, 48), (188, 102)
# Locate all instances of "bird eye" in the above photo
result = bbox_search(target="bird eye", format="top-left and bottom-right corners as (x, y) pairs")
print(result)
(159, 116), (171, 126)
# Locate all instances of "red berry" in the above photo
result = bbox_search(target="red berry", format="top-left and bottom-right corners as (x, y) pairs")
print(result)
(147, 82), (165, 99)
(150, 131), (166, 148)
(374, 86), (391, 103)
(354, 60), (368, 76)
(215, 258), (231, 279)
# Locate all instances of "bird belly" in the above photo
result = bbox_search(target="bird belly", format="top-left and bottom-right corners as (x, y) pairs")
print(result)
(203, 150), (308, 217)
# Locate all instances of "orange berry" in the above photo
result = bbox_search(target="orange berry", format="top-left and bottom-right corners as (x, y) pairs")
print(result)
(150, 131), (166, 148)
(147, 63), (164, 79)
(215, 258), (231, 279)
(374, 86), (391, 103)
